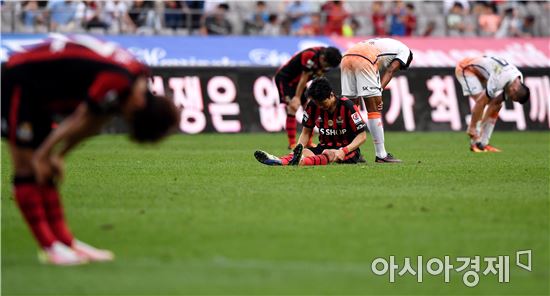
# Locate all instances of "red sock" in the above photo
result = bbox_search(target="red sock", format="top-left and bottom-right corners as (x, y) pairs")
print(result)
(286, 115), (297, 147)
(301, 154), (330, 166)
(13, 178), (56, 248)
(42, 185), (74, 246)
(279, 153), (294, 165)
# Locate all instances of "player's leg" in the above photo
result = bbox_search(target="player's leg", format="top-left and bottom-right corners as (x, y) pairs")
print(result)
(357, 66), (401, 163)
(276, 76), (299, 149)
(456, 68), (487, 151)
(478, 101), (502, 152)
(8, 144), (88, 265)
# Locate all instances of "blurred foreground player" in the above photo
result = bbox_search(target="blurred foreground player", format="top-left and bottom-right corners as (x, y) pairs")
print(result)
(455, 56), (530, 152)
(341, 38), (413, 163)
(274, 46), (342, 149)
(255, 77), (367, 166)
(1, 35), (179, 265)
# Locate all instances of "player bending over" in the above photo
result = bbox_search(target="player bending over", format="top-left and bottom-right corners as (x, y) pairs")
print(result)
(1, 35), (179, 265)
(274, 46), (342, 149)
(341, 37), (413, 163)
(255, 77), (367, 166)
(455, 56), (530, 152)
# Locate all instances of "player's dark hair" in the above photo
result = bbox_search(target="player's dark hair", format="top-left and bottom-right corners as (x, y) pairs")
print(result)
(306, 77), (333, 103)
(130, 91), (179, 143)
(322, 47), (342, 68)
(517, 82), (530, 105)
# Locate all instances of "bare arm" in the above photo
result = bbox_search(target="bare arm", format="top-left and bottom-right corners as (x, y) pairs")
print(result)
(297, 126), (313, 147)
(294, 71), (312, 102)
(481, 95), (503, 124)
(380, 60), (402, 90)
(333, 131), (367, 161)
(33, 103), (110, 184)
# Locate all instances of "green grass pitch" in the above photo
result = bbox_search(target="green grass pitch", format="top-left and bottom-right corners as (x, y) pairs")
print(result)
(1, 132), (549, 295)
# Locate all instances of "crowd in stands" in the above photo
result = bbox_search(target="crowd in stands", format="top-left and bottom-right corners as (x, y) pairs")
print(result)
(1, 0), (548, 37)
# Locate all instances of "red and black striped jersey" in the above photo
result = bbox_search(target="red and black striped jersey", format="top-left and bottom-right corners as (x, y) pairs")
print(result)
(274, 47), (323, 86)
(4, 35), (149, 115)
(302, 97), (366, 148)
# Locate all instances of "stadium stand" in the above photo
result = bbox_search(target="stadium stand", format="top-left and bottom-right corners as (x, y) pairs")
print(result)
(1, 0), (548, 37)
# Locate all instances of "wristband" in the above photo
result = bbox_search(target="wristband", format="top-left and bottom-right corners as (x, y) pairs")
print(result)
(341, 147), (349, 155)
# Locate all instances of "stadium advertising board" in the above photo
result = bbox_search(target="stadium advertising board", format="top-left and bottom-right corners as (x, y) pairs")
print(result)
(2, 34), (549, 67)
(149, 67), (549, 133)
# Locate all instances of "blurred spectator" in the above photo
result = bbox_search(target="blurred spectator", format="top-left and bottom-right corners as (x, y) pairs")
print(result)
(371, 1), (386, 36)
(261, 13), (280, 36)
(447, 1), (466, 36)
(243, 1), (268, 35)
(495, 7), (522, 37)
(519, 15), (535, 37)
(403, 3), (416, 36)
(76, 1), (110, 31)
(322, 1), (349, 36)
(201, 3), (232, 35)
(104, 1), (135, 33)
(285, 1), (313, 34)
(389, 0), (406, 36)
(21, 1), (46, 30)
(47, 0), (78, 31)
(181, 1), (205, 31)
(478, 2), (501, 36)
(280, 18), (292, 35)
(297, 12), (322, 36)
(443, 0), (469, 14)
(342, 18), (360, 37)
(128, 0), (156, 30)
(422, 20), (436, 36)
(164, 1), (185, 29)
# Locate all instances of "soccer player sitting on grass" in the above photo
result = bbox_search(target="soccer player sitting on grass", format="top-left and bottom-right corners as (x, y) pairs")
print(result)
(255, 77), (367, 166)
(1, 35), (179, 265)
(455, 56), (530, 152)
(274, 46), (342, 149)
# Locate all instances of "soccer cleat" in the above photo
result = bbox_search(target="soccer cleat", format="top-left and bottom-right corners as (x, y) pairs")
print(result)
(38, 241), (88, 266)
(288, 144), (303, 165)
(254, 150), (282, 166)
(470, 143), (486, 153)
(375, 153), (402, 163)
(72, 240), (114, 262)
(483, 144), (502, 152)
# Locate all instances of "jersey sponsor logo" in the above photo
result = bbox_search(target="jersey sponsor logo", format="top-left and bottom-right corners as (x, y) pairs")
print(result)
(362, 86), (380, 91)
(319, 128), (347, 136)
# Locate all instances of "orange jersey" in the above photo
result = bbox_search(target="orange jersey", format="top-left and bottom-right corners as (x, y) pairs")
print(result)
(455, 57), (490, 81)
(341, 42), (380, 75)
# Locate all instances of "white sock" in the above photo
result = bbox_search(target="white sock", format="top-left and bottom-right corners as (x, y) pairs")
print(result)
(367, 116), (387, 159)
(480, 119), (496, 146)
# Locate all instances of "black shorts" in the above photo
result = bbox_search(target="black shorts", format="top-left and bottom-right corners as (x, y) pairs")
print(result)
(274, 75), (307, 105)
(1, 67), (54, 149)
(308, 145), (362, 164)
